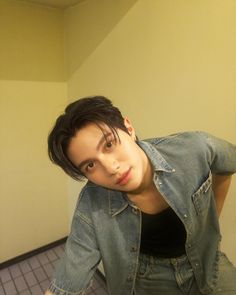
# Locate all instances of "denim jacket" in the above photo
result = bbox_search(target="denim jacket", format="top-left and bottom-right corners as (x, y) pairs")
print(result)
(48, 131), (236, 295)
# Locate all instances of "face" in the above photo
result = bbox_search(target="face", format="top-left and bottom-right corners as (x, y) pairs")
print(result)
(67, 118), (153, 195)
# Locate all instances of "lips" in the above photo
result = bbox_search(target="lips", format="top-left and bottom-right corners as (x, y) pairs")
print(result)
(116, 168), (132, 185)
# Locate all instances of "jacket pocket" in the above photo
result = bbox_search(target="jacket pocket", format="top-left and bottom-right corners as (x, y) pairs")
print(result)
(192, 172), (212, 215)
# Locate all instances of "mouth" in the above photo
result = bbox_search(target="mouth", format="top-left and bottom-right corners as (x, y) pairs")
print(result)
(116, 168), (132, 185)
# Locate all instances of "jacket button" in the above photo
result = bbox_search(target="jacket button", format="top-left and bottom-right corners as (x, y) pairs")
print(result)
(132, 208), (138, 214)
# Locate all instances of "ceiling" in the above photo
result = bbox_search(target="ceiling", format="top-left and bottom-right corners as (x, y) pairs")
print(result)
(16, 0), (86, 8)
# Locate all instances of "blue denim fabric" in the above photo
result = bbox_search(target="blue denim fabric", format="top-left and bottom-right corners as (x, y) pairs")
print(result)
(134, 251), (236, 295)
(134, 252), (197, 295)
(48, 131), (236, 295)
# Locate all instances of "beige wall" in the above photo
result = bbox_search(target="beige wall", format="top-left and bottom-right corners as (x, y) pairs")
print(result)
(0, 0), (68, 263)
(0, 81), (68, 262)
(65, 0), (236, 263)
(64, 0), (138, 77)
(0, 0), (65, 81)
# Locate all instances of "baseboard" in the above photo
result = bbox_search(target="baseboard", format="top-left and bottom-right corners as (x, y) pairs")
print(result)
(0, 236), (107, 284)
(0, 237), (67, 270)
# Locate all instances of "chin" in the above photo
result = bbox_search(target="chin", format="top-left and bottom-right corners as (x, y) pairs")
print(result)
(123, 182), (143, 194)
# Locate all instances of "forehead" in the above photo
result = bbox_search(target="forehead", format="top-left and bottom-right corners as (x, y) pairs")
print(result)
(66, 123), (113, 162)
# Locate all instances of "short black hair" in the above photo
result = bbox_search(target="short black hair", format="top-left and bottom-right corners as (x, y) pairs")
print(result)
(47, 96), (129, 181)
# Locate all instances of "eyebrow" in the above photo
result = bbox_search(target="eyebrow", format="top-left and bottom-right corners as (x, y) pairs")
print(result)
(76, 132), (113, 170)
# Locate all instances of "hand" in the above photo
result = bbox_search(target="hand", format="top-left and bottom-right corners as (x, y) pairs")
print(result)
(212, 174), (232, 217)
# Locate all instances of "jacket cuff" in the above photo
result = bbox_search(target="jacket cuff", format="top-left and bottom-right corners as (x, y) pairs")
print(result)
(47, 280), (85, 295)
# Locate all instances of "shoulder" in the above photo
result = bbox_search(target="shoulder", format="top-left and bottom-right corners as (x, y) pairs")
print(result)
(69, 182), (111, 225)
(141, 131), (215, 169)
(74, 181), (111, 213)
(79, 181), (109, 202)
(144, 131), (209, 149)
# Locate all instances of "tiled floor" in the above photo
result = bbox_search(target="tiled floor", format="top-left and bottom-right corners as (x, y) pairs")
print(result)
(0, 244), (109, 295)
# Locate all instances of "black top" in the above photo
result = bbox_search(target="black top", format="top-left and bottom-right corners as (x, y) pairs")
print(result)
(140, 206), (187, 258)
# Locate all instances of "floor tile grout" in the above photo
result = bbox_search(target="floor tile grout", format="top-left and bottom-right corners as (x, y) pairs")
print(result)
(1, 244), (108, 295)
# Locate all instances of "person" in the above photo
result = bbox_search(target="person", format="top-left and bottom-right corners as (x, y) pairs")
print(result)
(45, 96), (236, 295)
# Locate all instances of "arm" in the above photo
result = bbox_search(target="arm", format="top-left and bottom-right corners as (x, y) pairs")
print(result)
(46, 191), (101, 295)
(212, 174), (232, 218)
(47, 216), (101, 295)
(197, 132), (236, 217)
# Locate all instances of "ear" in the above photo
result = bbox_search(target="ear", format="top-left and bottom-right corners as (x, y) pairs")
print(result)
(124, 117), (136, 141)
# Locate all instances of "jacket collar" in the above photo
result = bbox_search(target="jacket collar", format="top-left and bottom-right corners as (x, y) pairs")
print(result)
(137, 140), (174, 173)
(108, 190), (130, 217)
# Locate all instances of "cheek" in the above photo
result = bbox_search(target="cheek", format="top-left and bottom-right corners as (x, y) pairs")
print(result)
(119, 139), (135, 153)
(87, 171), (107, 184)
(122, 142), (139, 160)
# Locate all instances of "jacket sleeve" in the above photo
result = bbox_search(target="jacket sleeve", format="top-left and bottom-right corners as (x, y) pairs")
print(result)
(198, 131), (236, 175)
(47, 192), (101, 295)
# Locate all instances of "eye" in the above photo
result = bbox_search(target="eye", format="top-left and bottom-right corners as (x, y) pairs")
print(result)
(105, 136), (116, 149)
(106, 141), (113, 148)
(85, 162), (95, 171)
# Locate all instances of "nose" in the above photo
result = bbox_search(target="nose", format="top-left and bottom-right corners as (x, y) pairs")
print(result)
(102, 156), (120, 175)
